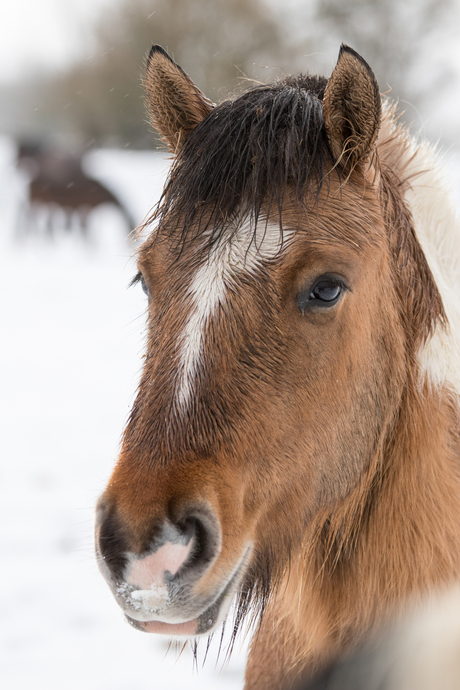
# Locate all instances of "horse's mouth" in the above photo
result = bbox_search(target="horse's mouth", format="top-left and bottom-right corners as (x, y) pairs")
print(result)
(125, 546), (251, 637)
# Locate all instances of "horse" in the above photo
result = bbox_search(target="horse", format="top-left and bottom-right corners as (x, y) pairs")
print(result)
(95, 44), (460, 689)
(16, 142), (135, 238)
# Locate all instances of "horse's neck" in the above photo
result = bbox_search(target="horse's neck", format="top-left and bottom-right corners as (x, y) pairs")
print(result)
(246, 384), (460, 690)
(322, 383), (460, 632)
(358, 381), (460, 591)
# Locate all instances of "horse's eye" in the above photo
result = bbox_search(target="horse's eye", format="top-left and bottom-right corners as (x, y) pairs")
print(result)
(296, 277), (345, 314)
(130, 271), (150, 297)
(140, 275), (149, 296)
(311, 280), (342, 302)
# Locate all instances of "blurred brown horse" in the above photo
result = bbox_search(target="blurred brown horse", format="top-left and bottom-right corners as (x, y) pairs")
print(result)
(95, 45), (460, 689)
(17, 142), (135, 238)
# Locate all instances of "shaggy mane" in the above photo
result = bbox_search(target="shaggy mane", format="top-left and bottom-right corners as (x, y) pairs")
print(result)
(377, 104), (460, 393)
(150, 75), (332, 248)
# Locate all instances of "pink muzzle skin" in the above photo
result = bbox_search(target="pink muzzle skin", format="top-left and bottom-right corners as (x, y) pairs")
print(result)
(124, 543), (253, 638)
(123, 538), (195, 616)
(139, 618), (199, 635)
(127, 539), (194, 588)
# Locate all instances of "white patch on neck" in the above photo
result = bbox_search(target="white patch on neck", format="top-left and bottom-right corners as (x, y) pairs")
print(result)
(408, 155), (460, 394)
(380, 106), (460, 394)
(175, 220), (292, 409)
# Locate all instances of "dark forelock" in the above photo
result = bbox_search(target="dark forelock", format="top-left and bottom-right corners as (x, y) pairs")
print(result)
(151, 74), (333, 249)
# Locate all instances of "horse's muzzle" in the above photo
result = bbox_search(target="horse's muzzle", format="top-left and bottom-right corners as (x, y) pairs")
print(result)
(95, 498), (248, 636)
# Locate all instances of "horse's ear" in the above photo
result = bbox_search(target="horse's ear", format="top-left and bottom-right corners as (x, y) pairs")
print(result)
(323, 45), (381, 171)
(144, 45), (214, 152)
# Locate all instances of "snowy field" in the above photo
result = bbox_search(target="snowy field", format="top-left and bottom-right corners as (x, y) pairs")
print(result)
(0, 138), (246, 689)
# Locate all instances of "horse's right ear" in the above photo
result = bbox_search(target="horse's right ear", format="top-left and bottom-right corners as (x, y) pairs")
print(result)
(323, 45), (381, 171)
(144, 45), (214, 152)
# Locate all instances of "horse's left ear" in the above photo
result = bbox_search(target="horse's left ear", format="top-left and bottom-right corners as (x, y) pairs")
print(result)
(144, 45), (214, 152)
(323, 45), (381, 171)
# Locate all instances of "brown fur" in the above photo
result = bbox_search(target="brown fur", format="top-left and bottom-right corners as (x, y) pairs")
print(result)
(144, 45), (214, 152)
(96, 45), (460, 689)
(323, 45), (381, 169)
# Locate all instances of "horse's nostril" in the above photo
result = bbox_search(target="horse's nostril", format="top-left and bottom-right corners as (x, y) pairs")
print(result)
(95, 502), (128, 581)
(95, 501), (221, 590)
(172, 509), (221, 582)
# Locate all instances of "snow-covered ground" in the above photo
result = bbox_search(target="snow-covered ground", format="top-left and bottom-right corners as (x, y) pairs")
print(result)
(0, 139), (247, 689)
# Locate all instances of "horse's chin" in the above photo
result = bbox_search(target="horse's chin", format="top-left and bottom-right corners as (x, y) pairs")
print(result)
(125, 545), (251, 638)
(126, 615), (201, 636)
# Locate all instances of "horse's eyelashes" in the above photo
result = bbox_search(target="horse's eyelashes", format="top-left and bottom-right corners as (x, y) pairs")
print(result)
(130, 271), (150, 297)
(296, 276), (345, 314)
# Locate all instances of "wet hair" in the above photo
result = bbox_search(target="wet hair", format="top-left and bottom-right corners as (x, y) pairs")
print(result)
(151, 75), (333, 248)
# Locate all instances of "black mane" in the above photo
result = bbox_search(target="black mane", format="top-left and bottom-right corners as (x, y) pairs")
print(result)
(152, 74), (332, 247)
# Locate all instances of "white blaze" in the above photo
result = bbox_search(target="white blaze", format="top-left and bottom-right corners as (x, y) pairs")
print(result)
(175, 221), (292, 409)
